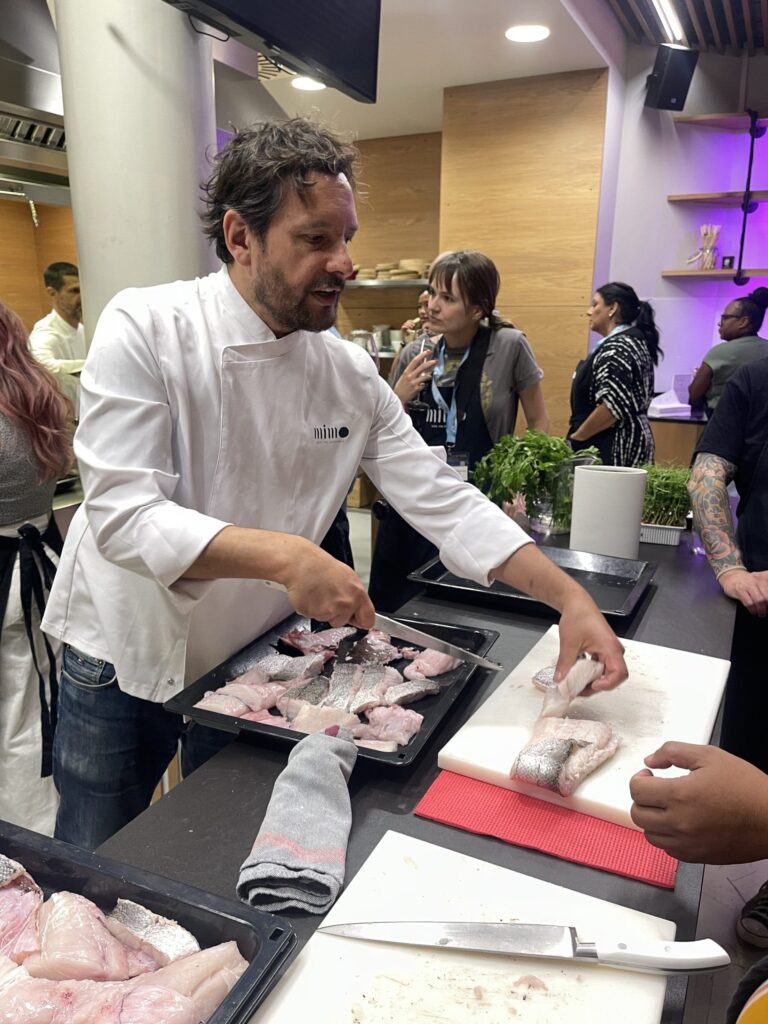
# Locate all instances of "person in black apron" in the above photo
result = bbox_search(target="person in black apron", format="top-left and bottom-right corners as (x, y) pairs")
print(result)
(0, 301), (73, 835)
(568, 282), (660, 466)
(369, 250), (549, 612)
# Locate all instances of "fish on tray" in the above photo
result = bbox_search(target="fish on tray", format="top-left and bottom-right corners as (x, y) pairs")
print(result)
(278, 625), (356, 654)
(403, 647), (461, 679)
(346, 629), (402, 665)
(510, 657), (620, 796)
(252, 651), (332, 680)
(0, 855), (42, 965)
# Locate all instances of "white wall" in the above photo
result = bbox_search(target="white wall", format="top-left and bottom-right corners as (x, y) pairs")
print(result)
(609, 46), (768, 391)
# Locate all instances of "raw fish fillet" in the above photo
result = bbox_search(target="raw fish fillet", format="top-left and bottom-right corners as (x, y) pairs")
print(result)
(511, 716), (620, 797)
(347, 630), (401, 665)
(540, 657), (605, 718)
(285, 704), (360, 734)
(347, 666), (402, 715)
(215, 681), (285, 711)
(193, 691), (250, 717)
(322, 663), (363, 711)
(253, 651), (332, 680)
(224, 665), (269, 687)
(403, 649), (461, 679)
(354, 739), (399, 752)
(278, 626), (356, 654)
(355, 706), (423, 747)
(0, 856), (41, 965)
(23, 892), (137, 981)
(382, 678), (440, 705)
(241, 708), (291, 727)
(275, 676), (329, 714)
(104, 900), (199, 966)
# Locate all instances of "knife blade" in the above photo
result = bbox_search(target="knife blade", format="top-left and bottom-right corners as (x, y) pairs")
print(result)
(316, 920), (730, 975)
(373, 614), (502, 672)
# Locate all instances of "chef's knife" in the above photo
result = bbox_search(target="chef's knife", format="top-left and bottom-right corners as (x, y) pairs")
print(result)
(263, 580), (502, 671)
(372, 613), (502, 672)
(316, 920), (730, 976)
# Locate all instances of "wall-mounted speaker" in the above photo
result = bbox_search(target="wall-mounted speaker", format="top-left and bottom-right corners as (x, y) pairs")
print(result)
(644, 44), (699, 111)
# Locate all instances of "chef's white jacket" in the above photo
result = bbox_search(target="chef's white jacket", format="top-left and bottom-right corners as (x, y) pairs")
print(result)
(42, 268), (531, 702)
(29, 310), (86, 413)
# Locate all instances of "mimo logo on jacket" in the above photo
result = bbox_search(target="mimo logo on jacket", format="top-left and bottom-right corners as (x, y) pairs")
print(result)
(312, 424), (350, 442)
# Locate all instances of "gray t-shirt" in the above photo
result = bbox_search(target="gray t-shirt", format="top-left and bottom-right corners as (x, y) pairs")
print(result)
(704, 335), (768, 410)
(0, 413), (56, 527)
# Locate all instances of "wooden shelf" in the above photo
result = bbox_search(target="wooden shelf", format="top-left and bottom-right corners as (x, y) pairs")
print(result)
(662, 269), (768, 279)
(667, 190), (768, 206)
(345, 278), (428, 289)
(674, 113), (768, 131)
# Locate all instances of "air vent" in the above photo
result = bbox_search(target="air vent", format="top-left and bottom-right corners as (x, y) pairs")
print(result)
(0, 112), (65, 151)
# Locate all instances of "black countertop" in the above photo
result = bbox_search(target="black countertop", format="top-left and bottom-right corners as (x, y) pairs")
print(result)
(100, 534), (734, 1023)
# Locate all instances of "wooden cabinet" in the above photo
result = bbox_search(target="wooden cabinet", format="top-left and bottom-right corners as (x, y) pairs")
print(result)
(649, 419), (706, 466)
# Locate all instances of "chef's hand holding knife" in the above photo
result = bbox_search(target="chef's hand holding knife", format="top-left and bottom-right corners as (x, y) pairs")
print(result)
(185, 526), (375, 629)
(490, 542), (627, 691)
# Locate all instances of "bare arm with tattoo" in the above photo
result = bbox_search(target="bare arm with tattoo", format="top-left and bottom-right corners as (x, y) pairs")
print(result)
(688, 452), (768, 616)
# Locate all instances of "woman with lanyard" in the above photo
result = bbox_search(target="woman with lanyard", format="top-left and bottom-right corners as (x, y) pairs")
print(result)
(568, 282), (661, 466)
(368, 250), (550, 612)
(0, 300), (72, 834)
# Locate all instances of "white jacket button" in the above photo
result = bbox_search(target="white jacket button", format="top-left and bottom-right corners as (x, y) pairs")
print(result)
(166, 677), (175, 686)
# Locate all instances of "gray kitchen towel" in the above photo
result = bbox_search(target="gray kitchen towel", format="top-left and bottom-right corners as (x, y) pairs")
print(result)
(236, 730), (358, 914)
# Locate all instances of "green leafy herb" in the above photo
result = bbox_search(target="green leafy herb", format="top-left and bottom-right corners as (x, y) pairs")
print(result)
(640, 463), (691, 527)
(471, 430), (601, 529)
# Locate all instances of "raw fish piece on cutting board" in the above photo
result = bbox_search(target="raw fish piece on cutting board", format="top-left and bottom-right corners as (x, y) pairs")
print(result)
(438, 624), (729, 829)
(254, 830), (675, 1024)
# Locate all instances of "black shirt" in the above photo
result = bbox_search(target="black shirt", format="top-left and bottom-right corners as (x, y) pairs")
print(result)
(694, 356), (768, 572)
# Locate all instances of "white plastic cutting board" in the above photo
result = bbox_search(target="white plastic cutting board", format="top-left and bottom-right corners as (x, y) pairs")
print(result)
(253, 830), (676, 1023)
(438, 625), (729, 829)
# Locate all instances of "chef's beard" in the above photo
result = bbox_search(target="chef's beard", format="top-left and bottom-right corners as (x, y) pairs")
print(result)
(251, 260), (343, 334)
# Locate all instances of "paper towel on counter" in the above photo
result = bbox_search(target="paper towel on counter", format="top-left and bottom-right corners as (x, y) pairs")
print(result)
(569, 465), (647, 559)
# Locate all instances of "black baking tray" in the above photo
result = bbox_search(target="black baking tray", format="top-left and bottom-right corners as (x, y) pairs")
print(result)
(164, 614), (499, 768)
(408, 548), (657, 618)
(0, 819), (296, 1023)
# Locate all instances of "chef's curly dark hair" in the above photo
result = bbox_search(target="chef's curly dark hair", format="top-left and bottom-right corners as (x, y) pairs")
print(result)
(201, 117), (359, 263)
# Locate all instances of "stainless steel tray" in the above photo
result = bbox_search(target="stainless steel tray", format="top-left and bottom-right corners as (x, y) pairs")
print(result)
(164, 614), (499, 769)
(408, 548), (657, 618)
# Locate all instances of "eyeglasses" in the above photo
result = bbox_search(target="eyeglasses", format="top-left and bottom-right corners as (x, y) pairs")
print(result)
(718, 314), (742, 324)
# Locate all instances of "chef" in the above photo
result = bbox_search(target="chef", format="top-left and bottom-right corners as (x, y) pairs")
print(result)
(29, 262), (86, 415)
(43, 117), (627, 852)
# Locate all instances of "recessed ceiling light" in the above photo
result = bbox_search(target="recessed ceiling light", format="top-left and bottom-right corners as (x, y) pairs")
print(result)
(505, 24), (550, 42)
(291, 76), (326, 91)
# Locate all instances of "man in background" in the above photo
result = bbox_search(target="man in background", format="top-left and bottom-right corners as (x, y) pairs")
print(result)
(29, 262), (86, 415)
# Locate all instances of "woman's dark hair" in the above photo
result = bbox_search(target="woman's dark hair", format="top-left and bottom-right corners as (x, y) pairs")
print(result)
(734, 287), (768, 334)
(596, 281), (663, 366)
(428, 250), (514, 330)
(0, 302), (72, 481)
(201, 117), (359, 263)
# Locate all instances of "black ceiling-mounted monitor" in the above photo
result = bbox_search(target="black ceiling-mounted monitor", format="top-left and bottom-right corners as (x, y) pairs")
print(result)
(162, 0), (381, 103)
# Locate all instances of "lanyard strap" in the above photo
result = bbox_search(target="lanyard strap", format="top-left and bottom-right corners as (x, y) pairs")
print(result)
(429, 340), (472, 444)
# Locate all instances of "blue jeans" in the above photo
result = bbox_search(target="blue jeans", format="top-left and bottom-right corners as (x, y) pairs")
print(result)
(53, 644), (232, 851)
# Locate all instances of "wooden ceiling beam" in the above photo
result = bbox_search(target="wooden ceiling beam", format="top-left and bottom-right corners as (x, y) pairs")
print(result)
(741, 0), (756, 53)
(702, 0), (725, 49)
(722, 0), (740, 46)
(682, 0), (709, 48)
(625, 0), (660, 41)
(605, 0), (643, 41)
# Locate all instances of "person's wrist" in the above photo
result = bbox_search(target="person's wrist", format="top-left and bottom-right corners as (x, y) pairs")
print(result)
(715, 565), (747, 582)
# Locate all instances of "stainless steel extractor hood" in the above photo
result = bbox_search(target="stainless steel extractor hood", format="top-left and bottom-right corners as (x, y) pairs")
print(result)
(0, 0), (67, 185)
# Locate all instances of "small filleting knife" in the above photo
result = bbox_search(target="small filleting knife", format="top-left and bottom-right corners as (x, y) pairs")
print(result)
(263, 580), (502, 672)
(316, 920), (730, 976)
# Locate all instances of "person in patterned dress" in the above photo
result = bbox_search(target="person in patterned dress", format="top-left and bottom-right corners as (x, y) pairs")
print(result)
(567, 282), (661, 466)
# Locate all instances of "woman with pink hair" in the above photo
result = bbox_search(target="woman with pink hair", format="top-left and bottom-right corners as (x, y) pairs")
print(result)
(0, 300), (73, 834)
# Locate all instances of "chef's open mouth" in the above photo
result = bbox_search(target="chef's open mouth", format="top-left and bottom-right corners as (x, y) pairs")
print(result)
(311, 286), (342, 304)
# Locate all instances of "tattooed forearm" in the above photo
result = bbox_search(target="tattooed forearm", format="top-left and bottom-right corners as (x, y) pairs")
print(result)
(688, 453), (743, 578)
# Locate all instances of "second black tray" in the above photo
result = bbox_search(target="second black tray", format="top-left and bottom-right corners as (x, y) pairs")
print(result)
(165, 615), (499, 768)
(408, 547), (657, 618)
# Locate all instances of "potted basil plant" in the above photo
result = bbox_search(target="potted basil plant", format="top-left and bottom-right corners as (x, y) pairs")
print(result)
(472, 430), (601, 534)
(639, 464), (692, 546)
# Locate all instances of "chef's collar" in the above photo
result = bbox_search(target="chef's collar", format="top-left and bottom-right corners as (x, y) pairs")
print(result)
(217, 265), (308, 345)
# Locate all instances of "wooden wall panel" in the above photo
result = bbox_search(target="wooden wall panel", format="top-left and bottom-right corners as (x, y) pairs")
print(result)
(0, 199), (78, 332)
(0, 200), (43, 332)
(350, 133), (441, 272)
(440, 70), (608, 436)
(336, 285), (425, 339)
(33, 203), (79, 311)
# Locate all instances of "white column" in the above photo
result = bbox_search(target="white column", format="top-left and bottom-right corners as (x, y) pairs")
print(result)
(53, 0), (217, 337)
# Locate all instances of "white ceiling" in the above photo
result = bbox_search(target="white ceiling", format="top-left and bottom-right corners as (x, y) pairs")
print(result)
(263, 0), (608, 140)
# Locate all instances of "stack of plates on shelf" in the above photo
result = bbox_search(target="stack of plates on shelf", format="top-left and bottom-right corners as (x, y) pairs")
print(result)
(376, 261), (398, 280)
(356, 267), (377, 279)
(394, 258), (428, 279)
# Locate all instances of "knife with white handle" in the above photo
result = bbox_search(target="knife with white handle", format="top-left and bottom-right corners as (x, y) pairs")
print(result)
(262, 580), (502, 671)
(316, 921), (730, 975)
